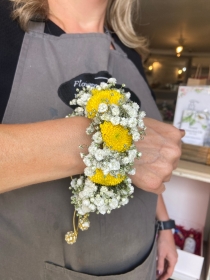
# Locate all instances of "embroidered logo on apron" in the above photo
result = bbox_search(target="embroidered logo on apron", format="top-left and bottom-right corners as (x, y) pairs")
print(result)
(58, 71), (141, 109)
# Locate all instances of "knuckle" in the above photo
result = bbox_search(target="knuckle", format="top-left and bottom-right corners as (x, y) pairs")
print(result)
(171, 145), (182, 160)
(151, 177), (162, 190)
(163, 165), (173, 178)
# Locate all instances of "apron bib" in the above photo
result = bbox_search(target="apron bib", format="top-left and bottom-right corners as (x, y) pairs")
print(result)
(0, 21), (161, 280)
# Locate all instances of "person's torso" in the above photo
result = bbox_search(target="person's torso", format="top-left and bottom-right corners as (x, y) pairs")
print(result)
(0, 7), (161, 279)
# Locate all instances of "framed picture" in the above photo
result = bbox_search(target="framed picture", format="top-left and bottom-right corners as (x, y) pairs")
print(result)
(173, 86), (210, 147)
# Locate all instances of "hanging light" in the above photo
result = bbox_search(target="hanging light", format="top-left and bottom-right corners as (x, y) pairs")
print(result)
(178, 69), (183, 75)
(176, 46), (183, 54)
(148, 65), (153, 71)
(175, 37), (184, 57)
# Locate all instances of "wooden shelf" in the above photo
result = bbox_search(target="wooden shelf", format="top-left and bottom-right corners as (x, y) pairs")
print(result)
(173, 160), (210, 183)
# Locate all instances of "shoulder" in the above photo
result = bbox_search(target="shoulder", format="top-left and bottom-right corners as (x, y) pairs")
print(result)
(112, 33), (156, 101)
(112, 33), (143, 67)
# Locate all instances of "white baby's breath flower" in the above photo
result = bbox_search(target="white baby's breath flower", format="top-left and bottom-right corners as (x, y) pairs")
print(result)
(84, 167), (95, 177)
(74, 107), (84, 113)
(110, 105), (120, 116)
(126, 178), (132, 184)
(71, 179), (77, 188)
(77, 208), (85, 216)
(98, 205), (108, 214)
(77, 178), (83, 186)
(128, 109), (138, 118)
(83, 154), (92, 166)
(107, 190), (114, 197)
(80, 153), (85, 159)
(110, 116), (120, 125)
(77, 99), (85, 106)
(100, 186), (108, 193)
(101, 113), (111, 121)
(93, 117), (101, 124)
(137, 152), (142, 158)
(120, 118), (128, 126)
(122, 104), (132, 113)
(122, 157), (130, 165)
(82, 93), (91, 101)
(92, 131), (103, 144)
(121, 189), (128, 195)
(69, 99), (77, 105)
(128, 118), (137, 128)
(100, 82), (108, 89)
(109, 198), (118, 209)
(95, 149), (105, 161)
(109, 159), (120, 171)
(82, 199), (90, 207)
(79, 191), (86, 199)
(108, 78), (117, 84)
(132, 132), (140, 141)
(138, 119), (145, 128)
(86, 125), (95, 135)
(98, 103), (108, 113)
(125, 92), (131, 99)
(94, 196), (105, 207)
(132, 102), (139, 110)
(128, 185), (134, 194)
(128, 149), (137, 160)
(139, 111), (146, 118)
(88, 143), (98, 155)
(121, 197), (129, 206)
(89, 204), (96, 212)
(81, 205), (91, 214)
(128, 168), (136, 175)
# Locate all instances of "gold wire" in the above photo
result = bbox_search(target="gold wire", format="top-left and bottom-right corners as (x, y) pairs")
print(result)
(73, 210), (78, 236)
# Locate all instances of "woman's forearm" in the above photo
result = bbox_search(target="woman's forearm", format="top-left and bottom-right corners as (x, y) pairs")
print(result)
(0, 117), (91, 193)
(156, 194), (170, 221)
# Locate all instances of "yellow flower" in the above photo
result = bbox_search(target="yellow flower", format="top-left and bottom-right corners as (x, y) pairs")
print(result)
(100, 122), (132, 152)
(89, 169), (125, 186)
(86, 89), (124, 118)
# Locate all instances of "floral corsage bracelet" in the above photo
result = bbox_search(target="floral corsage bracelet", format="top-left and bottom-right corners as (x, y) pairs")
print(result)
(65, 78), (146, 244)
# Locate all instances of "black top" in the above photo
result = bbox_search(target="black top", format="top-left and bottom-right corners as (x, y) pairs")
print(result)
(0, 0), (154, 123)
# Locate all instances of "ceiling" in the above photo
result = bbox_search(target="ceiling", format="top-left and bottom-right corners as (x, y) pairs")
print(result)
(137, 0), (210, 54)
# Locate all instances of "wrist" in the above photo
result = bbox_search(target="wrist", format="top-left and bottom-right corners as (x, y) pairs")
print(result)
(157, 219), (176, 231)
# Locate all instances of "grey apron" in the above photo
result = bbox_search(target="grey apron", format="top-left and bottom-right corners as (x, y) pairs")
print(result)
(0, 21), (162, 280)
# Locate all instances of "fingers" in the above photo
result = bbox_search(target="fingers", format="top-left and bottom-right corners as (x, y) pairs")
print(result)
(179, 129), (186, 138)
(158, 260), (176, 280)
(132, 118), (184, 193)
(156, 255), (164, 279)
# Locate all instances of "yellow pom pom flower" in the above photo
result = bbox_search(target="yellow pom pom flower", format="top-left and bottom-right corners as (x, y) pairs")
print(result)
(89, 169), (125, 186)
(86, 89), (124, 118)
(100, 121), (132, 152)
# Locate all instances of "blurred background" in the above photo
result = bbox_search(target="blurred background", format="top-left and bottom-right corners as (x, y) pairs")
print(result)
(136, 0), (210, 123)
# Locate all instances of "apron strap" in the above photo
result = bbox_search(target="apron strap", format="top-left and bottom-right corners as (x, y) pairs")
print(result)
(28, 21), (45, 33)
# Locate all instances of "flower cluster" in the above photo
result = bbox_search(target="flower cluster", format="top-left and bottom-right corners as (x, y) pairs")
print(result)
(70, 177), (134, 216)
(65, 78), (146, 244)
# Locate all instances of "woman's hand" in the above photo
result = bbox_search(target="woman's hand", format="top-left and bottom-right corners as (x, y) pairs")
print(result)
(156, 230), (178, 280)
(130, 118), (184, 194)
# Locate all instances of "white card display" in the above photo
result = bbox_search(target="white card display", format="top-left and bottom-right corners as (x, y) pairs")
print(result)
(173, 86), (210, 146)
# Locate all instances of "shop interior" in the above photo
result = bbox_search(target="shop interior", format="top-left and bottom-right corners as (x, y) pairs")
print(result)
(138, 1), (210, 279)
